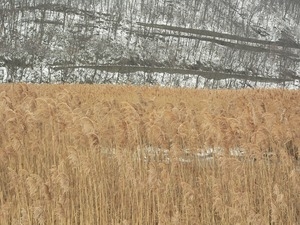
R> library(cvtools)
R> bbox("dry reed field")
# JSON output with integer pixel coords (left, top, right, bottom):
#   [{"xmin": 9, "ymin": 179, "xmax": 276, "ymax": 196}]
[{"xmin": 0, "ymin": 83, "xmax": 299, "ymax": 224}]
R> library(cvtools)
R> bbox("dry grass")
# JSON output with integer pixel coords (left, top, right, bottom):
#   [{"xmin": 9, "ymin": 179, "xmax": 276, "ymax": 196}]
[{"xmin": 0, "ymin": 83, "xmax": 299, "ymax": 224}]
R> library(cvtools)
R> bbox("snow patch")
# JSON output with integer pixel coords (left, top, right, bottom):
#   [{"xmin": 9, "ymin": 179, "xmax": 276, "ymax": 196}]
[{"xmin": 0, "ymin": 67, "xmax": 8, "ymax": 83}]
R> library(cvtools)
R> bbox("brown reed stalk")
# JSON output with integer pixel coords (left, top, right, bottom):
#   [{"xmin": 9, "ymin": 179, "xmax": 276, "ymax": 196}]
[{"xmin": 0, "ymin": 84, "xmax": 299, "ymax": 224}]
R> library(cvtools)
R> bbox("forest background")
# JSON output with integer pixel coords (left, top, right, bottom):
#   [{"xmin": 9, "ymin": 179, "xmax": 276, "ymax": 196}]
[{"xmin": 0, "ymin": 0, "xmax": 300, "ymax": 88}]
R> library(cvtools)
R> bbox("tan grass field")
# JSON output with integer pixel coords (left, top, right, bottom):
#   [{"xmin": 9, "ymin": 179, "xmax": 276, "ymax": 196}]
[{"xmin": 0, "ymin": 84, "xmax": 299, "ymax": 224}]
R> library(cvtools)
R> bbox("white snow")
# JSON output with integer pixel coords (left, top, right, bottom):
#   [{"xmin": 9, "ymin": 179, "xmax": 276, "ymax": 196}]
[{"xmin": 0, "ymin": 67, "xmax": 8, "ymax": 82}]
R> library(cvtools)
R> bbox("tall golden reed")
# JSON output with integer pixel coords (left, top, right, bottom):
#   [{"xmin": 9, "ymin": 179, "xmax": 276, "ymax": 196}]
[{"xmin": 0, "ymin": 84, "xmax": 299, "ymax": 224}]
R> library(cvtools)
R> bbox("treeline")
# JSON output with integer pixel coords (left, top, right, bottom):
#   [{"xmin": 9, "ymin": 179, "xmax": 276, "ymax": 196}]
[{"xmin": 0, "ymin": 0, "xmax": 300, "ymax": 87}]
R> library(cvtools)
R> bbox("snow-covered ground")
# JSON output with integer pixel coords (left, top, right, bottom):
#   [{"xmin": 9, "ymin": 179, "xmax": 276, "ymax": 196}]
[
  {"xmin": 0, "ymin": 0, "xmax": 299, "ymax": 87},
  {"xmin": 0, "ymin": 67, "xmax": 8, "ymax": 82}
]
